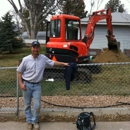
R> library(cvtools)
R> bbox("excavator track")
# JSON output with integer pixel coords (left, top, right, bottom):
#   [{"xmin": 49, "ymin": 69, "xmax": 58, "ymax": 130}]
[
  {"xmin": 44, "ymin": 66, "xmax": 92, "ymax": 83},
  {"xmin": 86, "ymin": 62, "xmax": 102, "ymax": 74},
  {"xmin": 75, "ymin": 67, "xmax": 92, "ymax": 83}
]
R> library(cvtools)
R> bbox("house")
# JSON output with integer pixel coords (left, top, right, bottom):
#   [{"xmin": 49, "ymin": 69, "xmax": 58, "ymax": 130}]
[
  {"xmin": 21, "ymin": 31, "xmax": 46, "ymax": 47},
  {"xmin": 22, "ymin": 31, "xmax": 46, "ymax": 39},
  {"xmin": 81, "ymin": 11, "xmax": 130, "ymax": 56}
]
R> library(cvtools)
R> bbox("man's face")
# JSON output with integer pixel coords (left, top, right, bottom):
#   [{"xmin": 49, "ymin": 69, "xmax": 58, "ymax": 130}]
[{"xmin": 31, "ymin": 45, "xmax": 40, "ymax": 56}]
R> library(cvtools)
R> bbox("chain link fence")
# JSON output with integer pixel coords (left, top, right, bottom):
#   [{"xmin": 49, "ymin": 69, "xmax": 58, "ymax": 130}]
[
  {"xmin": 0, "ymin": 62, "xmax": 130, "ymax": 114},
  {"xmin": 0, "ymin": 67, "xmax": 19, "ymax": 115}
]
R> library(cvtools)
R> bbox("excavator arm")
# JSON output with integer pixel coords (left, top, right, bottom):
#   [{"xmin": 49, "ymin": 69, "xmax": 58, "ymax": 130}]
[{"xmin": 83, "ymin": 8, "xmax": 120, "ymax": 52}]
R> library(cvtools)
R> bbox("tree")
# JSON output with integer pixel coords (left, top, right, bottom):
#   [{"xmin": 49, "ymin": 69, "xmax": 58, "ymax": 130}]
[
  {"xmin": 7, "ymin": 0, "xmax": 62, "ymax": 39},
  {"xmin": 59, "ymin": 0, "xmax": 87, "ymax": 18},
  {"xmin": 11, "ymin": 10, "xmax": 24, "ymax": 33},
  {"xmin": 105, "ymin": 0, "xmax": 126, "ymax": 13},
  {"xmin": 0, "ymin": 12, "xmax": 24, "ymax": 53},
  {"xmin": 88, "ymin": 0, "xmax": 105, "ymax": 15},
  {"xmin": 22, "ymin": 8, "xmax": 45, "ymax": 31}
]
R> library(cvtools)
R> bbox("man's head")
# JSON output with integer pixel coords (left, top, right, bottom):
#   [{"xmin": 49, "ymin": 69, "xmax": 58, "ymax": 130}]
[
  {"xmin": 31, "ymin": 41, "xmax": 40, "ymax": 47},
  {"xmin": 31, "ymin": 41, "xmax": 40, "ymax": 58}
]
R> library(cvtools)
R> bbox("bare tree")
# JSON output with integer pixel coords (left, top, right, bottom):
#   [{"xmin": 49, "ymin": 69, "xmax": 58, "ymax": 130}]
[
  {"xmin": 88, "ymin": 0, "xmax": 104, "ymax": 15},
  {"xmin": 10, "ymin": 10, "xmax": 24, "ymax": 33},
  {"xmin": 96, "ymin": 0, "xmax": 104, "ymax": 10},
  {"xmin": 7, "ymin": 0, "xmax": 61, "ymax": 39},
  {"xmin": 89, "ymin": 0, "xmax": 94, "ymax": 15}
]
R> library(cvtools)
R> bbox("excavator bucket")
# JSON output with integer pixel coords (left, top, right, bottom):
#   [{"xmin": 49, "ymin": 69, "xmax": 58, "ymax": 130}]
[{"xmin": 106, "ymin": 35, "xmax": 120, "ymax": 52}]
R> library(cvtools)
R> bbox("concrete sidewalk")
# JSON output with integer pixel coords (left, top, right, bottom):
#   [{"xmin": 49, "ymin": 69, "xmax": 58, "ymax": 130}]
[
  {"xmin": 0, "ymin": 107, "xmax": 130, "ymax": 130},
  {"xmin": 0, "ymin": 121, "xmax": 130, "ymax": 130}
]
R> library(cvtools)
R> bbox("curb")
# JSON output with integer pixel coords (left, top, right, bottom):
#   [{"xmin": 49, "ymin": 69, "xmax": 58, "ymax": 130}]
[{"xmin": 0, "ymin": 107, "xmax": 130, "ymax": 117}]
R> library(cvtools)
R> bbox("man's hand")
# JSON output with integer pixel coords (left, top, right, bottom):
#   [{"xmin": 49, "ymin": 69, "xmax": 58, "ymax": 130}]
[
  {"xmin": 54, "ymin": 61, "xmax": 69, "ymax": 66},
  {"xmin": 63, "ymin": 63, "xmax": 69, "ymax": 66},
  {"xmin": 20, "ymin": 83, "xmax": 26, "ymax": 91},
  {"xmin": 18, "ymin": 72, "xmax": 26, "ymax": 90}
]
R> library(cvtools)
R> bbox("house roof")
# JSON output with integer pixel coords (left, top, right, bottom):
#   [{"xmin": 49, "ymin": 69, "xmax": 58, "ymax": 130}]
[
  {"xmin": 81, "ymin": 12, "xmax": 130, "ymax": 25},
  {"xmin": 22, "ymin": 31, "xmax": 46, "ymax": 38}
]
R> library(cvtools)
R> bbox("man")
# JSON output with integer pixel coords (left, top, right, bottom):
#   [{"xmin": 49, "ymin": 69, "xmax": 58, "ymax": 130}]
[{"xmin": 17, "ymin": 41, "xmax": 68, "ymax": 130}]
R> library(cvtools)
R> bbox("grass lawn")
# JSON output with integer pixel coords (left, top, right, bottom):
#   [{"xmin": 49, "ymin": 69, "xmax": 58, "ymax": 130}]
[
  {"xmin": 0, "ymin": 47, "xmax": 130, "ymax": 96},
  {"xmin": 0, "ymin": 47, "xmax": 46, "ymax": 67}
]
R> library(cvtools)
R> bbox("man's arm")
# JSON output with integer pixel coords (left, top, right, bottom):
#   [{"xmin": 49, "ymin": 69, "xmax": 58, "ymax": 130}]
[
  {"xmin": 54, "ymin": 61, "xmax": 69, "ymax": 66},
  {"xmin": 18, "ymin": 72, "xmax": 26, "ymax": 90}
]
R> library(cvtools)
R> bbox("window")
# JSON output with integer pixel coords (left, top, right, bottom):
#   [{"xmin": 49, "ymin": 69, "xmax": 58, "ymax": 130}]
[
  {"xmin": 50, "ymin": 19, "xmax": 60, "ymax": 37},
  {"xmin": 65, "ymin": 19, "xmax": 80, "ymax": 40}
]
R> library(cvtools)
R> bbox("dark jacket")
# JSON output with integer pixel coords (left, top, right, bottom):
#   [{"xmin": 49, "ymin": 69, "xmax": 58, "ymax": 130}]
[{"xmin": 64, "ymin": 62, "xmax": 77, "ymax": 90}]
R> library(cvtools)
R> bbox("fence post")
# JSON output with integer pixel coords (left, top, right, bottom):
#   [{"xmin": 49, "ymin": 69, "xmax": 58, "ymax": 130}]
[{"xmin": 16, "ymin": 67, "xmax": 19, "ymax": 116}]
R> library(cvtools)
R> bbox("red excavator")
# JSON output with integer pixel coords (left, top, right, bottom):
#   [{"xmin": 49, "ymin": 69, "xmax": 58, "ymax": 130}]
[{"xmin": 45, "ymin": 8, "xmax": 120, "ymax": 83}]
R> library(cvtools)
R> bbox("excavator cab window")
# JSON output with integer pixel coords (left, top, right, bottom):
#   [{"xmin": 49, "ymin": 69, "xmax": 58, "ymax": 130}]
[
  {"xmin": 65, "ymin": 19, "xmax": 80, "ymax": 40},
  {"xmin": 50, "ymin": 19, "xmax": 60, "ymax": 37},
  {"xmin": 46, "ymin": 21, "xmax": 50, "ymax": 44}
]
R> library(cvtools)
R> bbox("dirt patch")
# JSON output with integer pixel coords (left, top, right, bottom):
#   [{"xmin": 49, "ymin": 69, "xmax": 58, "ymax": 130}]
[
  {"xmin": 1, "ymin": 96, "xmax": 130, "ymax": 109},
  {"xmin": 92, "ymin": 49, "xmax": 130, "ymax": 63},
  {"xmin": 0, "ymin": 96, "xmax": 130, "ymax": 122},
  {"xmin": 0, "ymin": 114, "xmax": 130, "ymax": 122}
]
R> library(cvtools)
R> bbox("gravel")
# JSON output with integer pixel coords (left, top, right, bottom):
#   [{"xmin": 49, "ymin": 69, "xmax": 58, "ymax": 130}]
[
  {"xmin": 0, "ymin": 95, "xmax": 130, "ymax": 122},
  {"xmin": 0, "ymin": 95, "xmax": 130, "ymax": 108}
]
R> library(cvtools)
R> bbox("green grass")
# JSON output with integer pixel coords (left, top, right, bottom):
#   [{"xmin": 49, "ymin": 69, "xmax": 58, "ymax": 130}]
[
  {"xmin": 0, "ymin": 47, "xmax": 130, "ymax": 96},
  {"xmin": 0, "ymin": 47, "xmax": 46, "ymax": 67},
  {"xmin": 41, "ymin": 64, "xmax": 130, "ymax": 96}
]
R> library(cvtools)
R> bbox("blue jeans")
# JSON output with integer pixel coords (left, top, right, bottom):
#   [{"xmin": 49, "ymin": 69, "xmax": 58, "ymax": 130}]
[{"xmin": 23, "ymin": 81, "xmax": 41, "ymax": 124}]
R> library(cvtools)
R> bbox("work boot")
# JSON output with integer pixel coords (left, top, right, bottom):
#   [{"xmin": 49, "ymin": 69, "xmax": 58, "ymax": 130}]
[
  {"xmin": 27, "ymin": 123, "xmax": 33, "ymax": 130},
  {"xmin": 33, "ymin": 123, "xmax": 40, "ymax": 130}
]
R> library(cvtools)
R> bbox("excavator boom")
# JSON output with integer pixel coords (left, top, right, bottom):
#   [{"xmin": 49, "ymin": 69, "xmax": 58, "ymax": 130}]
[{"xmin": 83, "ymin": 8, "xmax": 120, "ymax": 52}]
